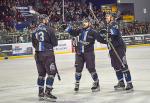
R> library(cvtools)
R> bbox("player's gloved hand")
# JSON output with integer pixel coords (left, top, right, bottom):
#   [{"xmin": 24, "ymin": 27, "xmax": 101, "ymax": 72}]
[
  {"xmin": 99, "ymin": 29, "xmax": 112, "ymax": 42},
  {"xmin": 65, "ymin": 24, "xmax": 73, "ymax": 32},
  {"xmin": 79, "ymin": 40, "xmax": 90, "ymax": 46},
  {"xmin": 61, "ymin": 23, "xmax": 68, "ymax": 30},
  {"xmin": 99, "ymin": 29, "xmax": 107, "ymax": 38}
]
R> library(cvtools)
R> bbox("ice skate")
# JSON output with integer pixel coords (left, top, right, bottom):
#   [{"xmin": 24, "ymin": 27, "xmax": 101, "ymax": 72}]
[
  {"xmin": 91, "ymin": 81, "xmax": 100, "ymax": 92},
  {"xmin": 125, "ymin": 83, "xmax": 134, "ymax": 92},
  {"xmin": 114, "ymin": 81, "xmax": 125, "ymax": 90},
  {"xmin": 45, "ymin": 88, "xmax": 57, "ymax": 102},
  {"xmin": 74, "ymin": 82, "xmax": 79, "ymax": 92},
  {"xmin": 38, "ymin": 87, "xmax": 45, "ymax": 100}
]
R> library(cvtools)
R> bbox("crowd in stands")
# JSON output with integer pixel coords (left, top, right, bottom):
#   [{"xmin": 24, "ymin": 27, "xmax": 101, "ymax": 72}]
[
  {"xmin": 0, "ymin": 0, "xmax": 96, "ymax": 32},
  {"xmin": 0, "ymin": 0, "xmax": 150, "ymax": 44},
  {"xmin": 121, "ymin": 22, "xmax": 150, "ymax": 36}
]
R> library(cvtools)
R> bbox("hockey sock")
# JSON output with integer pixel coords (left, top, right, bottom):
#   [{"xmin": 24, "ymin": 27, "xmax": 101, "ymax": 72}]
[
  {"xmin": 123, "ymin": 69, "xmax": 132, "ymax": 83},
  {"xmin": 75, "ymin": 72, "xmax": 82, "ymax": 82},
  {"xmin": 115, "ymin": 70, "xmax": 124, "ymax": 82},
  {"xmin": 91, "ymin": 72, "xmax": 99, "ymax": 82},
  {"xmin": 46, "ymin": 75, "xmax": 55, "ymax": 89},
  {"xmin": 37, "ymin": 76, "xmax": 45, "ymax": 88}
]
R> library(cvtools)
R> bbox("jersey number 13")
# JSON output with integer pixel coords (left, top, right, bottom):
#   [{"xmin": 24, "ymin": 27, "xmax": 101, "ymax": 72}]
[{"xmin": 35, "ymin": 31, "xmax": 44, "ymax": 42}]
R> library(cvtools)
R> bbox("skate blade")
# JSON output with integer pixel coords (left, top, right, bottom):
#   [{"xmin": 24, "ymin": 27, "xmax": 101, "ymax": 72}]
[
  {"xmin": 114, "ymin": 87, "xmax": 125, "ymax": 91},
  {"xmin": 74, "ymin": 90, "xmax": 79, "ymax": 93},
  {"xmin": 92, "ymin": 88, "xmax": 100, "ymax": 92},
  {"xmin": 38, "ymin": 97, "xmax": 45, "ymax": 101},
  {"xmin": 45, "ymin": 97, "xmax": 57, "ymax": 102},
  {"xmin": 74, "ymin": 88, "xmax": 79, "ymax": 93},
  {"xmin": 126, "ymin": 88, "xmax": 134, "ymax": 93}
]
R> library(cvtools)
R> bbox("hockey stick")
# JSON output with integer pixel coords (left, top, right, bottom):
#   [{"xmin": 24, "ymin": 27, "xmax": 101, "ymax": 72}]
[
  {"xmin": 89, "ymin": 3, "xmax": 126, "ymax": 68},
  {"xmin": 89, "ymin": 3, "xmax": 100, "ymax": 24},
  {"xmin": 89, "ymin": 3, "xmax": 105, "ymax": 28},
  {"xmin": 29, "ymin": 9, "xmax": 40, "ymax": 15},
  {"xmin": 106, "ymin": 27, "xmax": 126, "ymax": 68},
  {"xmin": 55, "ymin": 63, "xmax": 61, "ymax": 81}
]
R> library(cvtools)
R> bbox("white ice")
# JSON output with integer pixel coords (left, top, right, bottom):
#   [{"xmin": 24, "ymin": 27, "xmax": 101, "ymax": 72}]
[{"xmin": 0, "ymin": 46, "xmax": 150, "ymax": 103}]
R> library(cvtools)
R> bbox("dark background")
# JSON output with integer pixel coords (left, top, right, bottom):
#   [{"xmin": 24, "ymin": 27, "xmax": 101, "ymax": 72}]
[{"xmin": 86, "ymin": 0, "xmax": 117, "ymax": 8}]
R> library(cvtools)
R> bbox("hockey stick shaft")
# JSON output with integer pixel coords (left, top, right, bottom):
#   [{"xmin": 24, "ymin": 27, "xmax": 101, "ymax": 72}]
[
  {"xmin": 107, "ymin": 39, "xmax": 126, "ymax": 68},
  {"xmin": 89, "ymin": 3, "xmax": 105, "ymax": 29},
  {"xmin": 55, "ymin": 63, "xmax": 61, "ymax": 81}
]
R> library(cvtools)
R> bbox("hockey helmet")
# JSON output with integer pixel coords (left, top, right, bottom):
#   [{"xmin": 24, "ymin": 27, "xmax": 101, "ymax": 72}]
[{"xmin": 38, "ymin": 14, "xmax": 49, "ymax": 22}]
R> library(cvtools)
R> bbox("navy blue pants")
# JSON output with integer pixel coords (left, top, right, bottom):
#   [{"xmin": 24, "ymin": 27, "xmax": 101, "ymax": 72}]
[
  {"xmin": 109, "ymin": 46, "xmax": 128, "ymax": 71},
  {"xmin": 35, "ymin": 51, "xmax": 57, "ymax": 77},
  {"xmin": 75, "ymin": 51, "xmax": 96, "ymax": 73}
]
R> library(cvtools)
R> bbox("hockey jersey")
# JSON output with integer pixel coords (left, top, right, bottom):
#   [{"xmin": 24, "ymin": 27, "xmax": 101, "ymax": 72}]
[
  {"xmin": 98, "ymin": 21, "xmax": 126, "ymax": 49},
  {"xmin": 32, "ymin": 23, "xmax": 58, "ymax": 52},
  {"xmin": 66, "ymin": 26, "xmax": 98, "ymax": 53}
]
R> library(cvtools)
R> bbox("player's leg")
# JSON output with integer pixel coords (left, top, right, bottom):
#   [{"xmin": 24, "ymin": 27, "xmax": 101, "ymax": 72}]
[
  {"xmin": 119, "ymin": 47, "xmax": 133, "ymax": 91},
  {"xmin": 109, "ymin": 50, "xmax": 125, "ymax": 90},
  {"xmin": 44, "ymin": 53, "xmax": 57, "ymax": 101},
  {"xmin": 85, "ymin": 52, "xmax": 100, "ymax": 92},
  {"xmin": 35, "ymin": 53, "xmax": 46, "ymax": 99},
  {"xmin": 74, "ymin": 53, "xmax": 84, "ymax": 92}
]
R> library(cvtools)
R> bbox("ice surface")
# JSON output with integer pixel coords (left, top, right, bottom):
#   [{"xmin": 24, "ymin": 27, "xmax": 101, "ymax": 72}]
[{"xmin": 0, "ymin": 47, "xmax": 150, "ymax": 103}]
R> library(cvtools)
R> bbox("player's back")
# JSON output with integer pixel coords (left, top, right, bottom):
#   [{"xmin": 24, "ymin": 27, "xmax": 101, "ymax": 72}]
[{"xmin": 32, "ymin": 23, "xmax": 58, "ymax": 52}]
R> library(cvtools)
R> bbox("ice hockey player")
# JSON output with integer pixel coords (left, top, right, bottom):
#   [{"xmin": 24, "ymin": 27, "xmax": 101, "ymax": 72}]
[
  {"xmin": 65, "ymin": 18, "xmax": 100, "ymax": 92},
  {"xmin": 97, "ymin": 13, "xmax": 133, "ymax": 91},
  {"xmin": 32, "ymin": 14, "xmax": 58, "ymax": 101}
]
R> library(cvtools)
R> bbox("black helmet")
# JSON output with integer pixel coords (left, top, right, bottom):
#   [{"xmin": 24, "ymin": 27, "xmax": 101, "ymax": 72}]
[
  {"xmin": 99, "ymin": 29, "xmax": 107, "ymax": 35},
  {"xmin": 38, "ymin": 14, "xmax": 49, "ymax": 22}
]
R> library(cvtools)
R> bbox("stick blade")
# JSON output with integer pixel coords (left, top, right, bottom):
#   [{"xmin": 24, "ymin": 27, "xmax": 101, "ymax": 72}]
[
  {"xmin": 29, "ymin": 9, "xmax": 36, "ymax": 14},
  {"xmin": 89, "ymin": 2, "xmax": 93, "ymax": 10}
]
